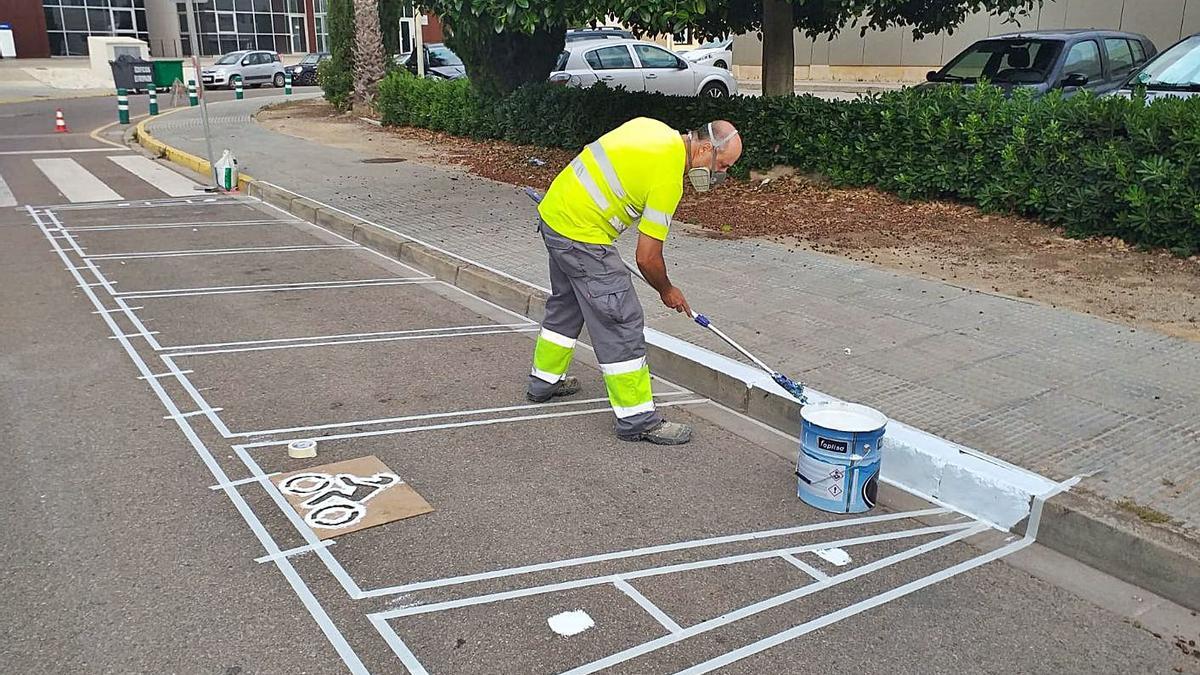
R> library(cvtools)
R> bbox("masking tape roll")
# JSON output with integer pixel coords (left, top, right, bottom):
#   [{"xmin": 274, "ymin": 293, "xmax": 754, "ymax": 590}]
[{"xmin": 287, "ymin": 439, "xmax": 317, "ymax": 459}]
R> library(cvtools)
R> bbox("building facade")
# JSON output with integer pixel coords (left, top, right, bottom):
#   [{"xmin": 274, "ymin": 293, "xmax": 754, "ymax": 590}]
[{"xmin": 733, "ymin": 0, "xmax": 1200, "ymax": 82}]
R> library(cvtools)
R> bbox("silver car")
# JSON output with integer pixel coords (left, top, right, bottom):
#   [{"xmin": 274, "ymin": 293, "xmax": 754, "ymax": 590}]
[
  {"xmin": 1116, "ymin": 32, "xmax": 1200, "ymax": 101},
  {"xmin": 549, "ymin": 39, "xmax": 738, "ymax": 98},
  {"xmin": 201, "ymin": 50, "xmax": 287, "ymax": 89}
]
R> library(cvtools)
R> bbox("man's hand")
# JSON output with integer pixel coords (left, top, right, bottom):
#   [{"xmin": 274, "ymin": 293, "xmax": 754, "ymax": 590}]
[{"xmin": 660, "ymin": 286, "xmax": 692, "ymax": 317}]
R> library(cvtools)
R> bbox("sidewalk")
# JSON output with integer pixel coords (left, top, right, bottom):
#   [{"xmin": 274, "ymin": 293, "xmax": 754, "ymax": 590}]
[{"xmin": 145, "ymin": 96, "xmax": 1200, "ymax": 535}]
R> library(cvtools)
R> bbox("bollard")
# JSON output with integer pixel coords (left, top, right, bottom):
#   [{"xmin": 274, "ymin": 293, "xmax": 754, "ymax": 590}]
[
  {"xmin": 148, "ymin": 88, "xmax": 159, "ymax": 116},
  {"xmin": 187, "ymin": 79, "xmax": 198, "ymax": 106},
  {"xmin": 235, "ymin": 78, "xmax": 244, "ymax": 100},
  {"xmin": 117, "ymin": 89, "xmax": 129, "ymax": 125},
  {"xmin": 284, "ymin": 71, "xmax": 292, "ymax": 95}
]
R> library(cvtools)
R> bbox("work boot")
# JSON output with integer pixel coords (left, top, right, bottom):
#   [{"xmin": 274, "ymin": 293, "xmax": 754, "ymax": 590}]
[
  {"xmin": 526, "ymin": 376, "xmax": 581, "ymax": 403},
  {"xmin": 618, "ymin": 420, "xmax": 692, "ymax": 445}
]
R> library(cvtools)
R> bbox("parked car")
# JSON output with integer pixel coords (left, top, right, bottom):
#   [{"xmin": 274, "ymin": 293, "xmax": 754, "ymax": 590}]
[
  {"xmin": 290, "ymin": 52, "xmax": 330, "ymax": 86},
  {"xmin": 680, "ymin": 37, "xmax": 733, "ymax": 70},
  {"xmin": 566, "ymin": 27, "xmax": 634, "ymax": 42},
  {"xmin": 399, "ymin": 43, "xmax": 466, "ymax": 80},
  {"xmin": 549, "ymin": 39, "xmax": 738, "ymax": 98},
  {"xmin": 922, "ymin": 30, "xmax": 1156, "ymax": 98},
  {"xmin": 201, "ymin": 50, "xmax": 287, "ymax": 89},
  {"xmin": 1115, "ymin": 32, "xmax": 1200, "ymax": 101}
]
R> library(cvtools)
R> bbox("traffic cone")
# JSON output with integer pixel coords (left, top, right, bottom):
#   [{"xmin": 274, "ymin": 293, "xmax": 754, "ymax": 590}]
[{"xmin": 54, "ymin": 108, "xmax": 69, "ymax": 133}]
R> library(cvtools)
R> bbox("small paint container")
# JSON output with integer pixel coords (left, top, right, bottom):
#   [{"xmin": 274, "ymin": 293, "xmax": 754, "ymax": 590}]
[
  {"xmin": 796, "ymin": 402, "xmax": 887, "ymax": 513},
  {"xmin": 287, "ymin": 439, "xmax": 317, "ymax": 459}
]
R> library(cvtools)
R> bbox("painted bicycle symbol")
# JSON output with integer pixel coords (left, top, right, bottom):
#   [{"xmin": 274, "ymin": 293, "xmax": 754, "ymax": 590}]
[{"xmin": 278, "ymin": 471, "xmax": 402, "ymax": 529}]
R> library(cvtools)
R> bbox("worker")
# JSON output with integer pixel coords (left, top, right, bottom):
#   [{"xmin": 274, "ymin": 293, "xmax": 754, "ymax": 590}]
[{"xmin": 526, "ymin": 118, "xmax": 743, "ymax": 445}]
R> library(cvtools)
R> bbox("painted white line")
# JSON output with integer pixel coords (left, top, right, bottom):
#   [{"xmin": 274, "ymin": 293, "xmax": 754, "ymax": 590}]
[
  {"xmin": 614, "ymin": 578, "xmax": 682, "ymax": 634},
  {"xmin": 27, "ymin": 205, "xmax": 369, "ymax": 675},
  {"xmin": 369, "ymin": 614, "xmax": 430, "ymax": 675},
  {"xmin": 558, "ymin": 523, "xmax": 991, "ymax": 675},
  {"xmin": 159, "ymin": 355, "xmax": 234, "ymax": 438},
  {"xmin": 164, "ymin": 408, "xmax": 224, "ymax": 420},
  {"xmin": 92, "ymin": 306, "xmax": 143, "ymax": 314},
  {"xmin": 0, "ymin": 173, "xmax": 15, "ymax": 207},
  {"xmin": 162, "ymin": 322, "xmax": 533, "ymax": 352},
  {"xmin": 358, "ymin": 507, "xmax": 948, "ymax": 599},
  {"xmin": 0, "ymin": 148, "xmax": 131, "ymax": 156},
  {"xmin": 33, "ymin": 158, "xmax": 123, "ymax": 203},
  {"xmin": 62, "ymin": 219, "xmax": 301, "ymax": 232},
  {"xmin": 255, "ymin": 540, "xmax": 336, "ymax": 564},
  {"xmin": 46, "ymin": 212, "xmax": 122, "ymax": 297},
  {"xmin": 208, "ymin": 472, "xmax": 280, "ymax": 490},
  {"xmin": 374, "ymin": 522, "xmax": 977, "ymax": 615},
  {"xmin": 77, "ymin": 281, "xmax": 110, "ymax": 288},
  {"xmin": 112, "ymin": 296, "xmax": 164, "ymax": 351},
  {"xmin": 778, "ymin": 553, "xmax": 828, "ymax": 581},
  {"xmin": 39, "ymin": 195, "xmax": 240, "ymax": 210},
  {"xmin": 233, "ymin": 392, "xmax": 691, "ymax": 439},
  {"xmin": 138, "ymin": 369, "xmax": 193, "ymax": 380},
  {"xmin": 107, "ymin": 331, "xmax": 160, "ymax": 340},
  {"xmin": 674, "ymin": 535, "xmax": 1032, "ymax": 675},
  {"xmin": 85, "ymin": 244, "xmax": 359, "ymax": 260},
  {"xmin": 167, "ymin": 325, "xmax": 540, "ymax": 357},
  {"xmin": 108, "ymin": 154, "xmax": 202, "ymax": 197},
  {"xmin": 243, "ymin": 398, "xmax": 711, "ymax": 450},
  {"xmin": 117, "ymin": 277, "xmax": 432, "ymax": 299}
]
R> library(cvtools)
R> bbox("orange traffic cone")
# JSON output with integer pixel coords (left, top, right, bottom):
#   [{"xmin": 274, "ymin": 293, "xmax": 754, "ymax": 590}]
[{"xmin": 55, "ymin": 108, "xmax": 69, "ymax": 133}]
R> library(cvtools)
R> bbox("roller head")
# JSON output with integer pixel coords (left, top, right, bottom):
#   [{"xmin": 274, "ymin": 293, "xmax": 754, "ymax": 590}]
[
  {"xmin": 772, "ymin": 372, "xmax": 808, "ymax": 404},
  {"xmin": 694, "ymin": 313, "xmax": 710, "ymax": 328}
]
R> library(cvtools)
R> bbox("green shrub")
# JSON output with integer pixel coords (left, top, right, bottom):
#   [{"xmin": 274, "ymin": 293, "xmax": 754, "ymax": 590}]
[
  {"xmin": 317, "ymin": 56, "xmax": 353, "ymax": 110},
  {"xmin": 374, "ymin": 78, "xmax": 1200, "ymax": 254}
]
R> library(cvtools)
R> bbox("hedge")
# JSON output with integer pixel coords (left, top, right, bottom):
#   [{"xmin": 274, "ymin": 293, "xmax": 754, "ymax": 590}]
[{"xmin": 374, "ymin": 72, "xmax": 1200, "ymax": 255}]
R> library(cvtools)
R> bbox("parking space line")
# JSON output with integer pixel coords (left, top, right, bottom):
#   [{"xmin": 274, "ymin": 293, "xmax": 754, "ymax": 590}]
[
  {"xmin": 255, "ymin": 540, "xmax": 336, "ymax": 564},
  {"xmin": 35, "ymin": 195, "xmax": 240, "ymax": 211},
  {"xmin": 614, "ymin": 578, "xmax": 683, "ymax": 634},
  {"xmin": 138, "ymin": 369, "xmax": 193, "ymax": 380},
  {"xmin": 33, "ymin": 158, "xmax": 124, "ymax": 203},
  {"xmin": 161, "ymin": 322, "xmax": 531, "ymax": 353},
  {"xmin": 208, "ymin": 472, "xmax": 280, "ymax": 491},
  {"xmin": 61, "ymin": 219, "xmax": 302, "ymax": 232},
  {"xmin": 166, "ymin": 325, "xmax": 540, "ymax": 358},
  {"xmin": 778, "ymin": 553, "xmax": 829, "ymax": 581},
  {"xmin": 164, "ymin": 408, "xmax": 224, "ymax": 420},
  {"xmin": 91, "ymin": 305, "xmax": 143, "ymax": 314},
  {"xmin": 369, "ymin": 614, "xmax": 431, "ymax": 675},
  {"xmin": 84, "ymin": 244, "xmax": 359, "ymax": 260},
  {"xmin": 46, "ymin": 211, "xmax": 120, "ymax": 297},
  {"xmin": 231, "ymin": 391, "xmax": 693, "ymax": 439},
  {"xmin": 0, "ymin": 173, "xmax": 15, "ymax": 207},
  {"xmin": 108, "ymin": 154, "xmax": 203, "ymax": 197},
  {"xmin": 117, "ymin": 277, "xmax": 433, "ymax": 299},
  {"xmin": 160, "ymin": 355, "xmax": 234, "ymax": 437}
]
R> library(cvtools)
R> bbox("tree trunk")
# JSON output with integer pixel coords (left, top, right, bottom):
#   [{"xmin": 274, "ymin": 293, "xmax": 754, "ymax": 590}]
[
  {"xmin": 446, "ymin": 23, "xmax": 566, "ymax": 98},
  {"xmin": 352, "ymin": 0, "xmax": 385, "ymax": 105},
  {"xmin": 761, "ymin": 0, "xmax": 794, "ymax": 97}
]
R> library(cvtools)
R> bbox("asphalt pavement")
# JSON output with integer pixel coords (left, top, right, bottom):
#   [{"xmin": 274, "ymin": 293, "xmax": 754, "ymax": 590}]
[{"xmin": 1, "ymin": 94, "xmax": 1198, "ymax": 673}]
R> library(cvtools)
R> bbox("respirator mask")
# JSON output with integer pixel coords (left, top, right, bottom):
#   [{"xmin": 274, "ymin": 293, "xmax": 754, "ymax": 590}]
[{"xmin": 687, "ymin": 123, "xmax": 739, "ymax": 193}]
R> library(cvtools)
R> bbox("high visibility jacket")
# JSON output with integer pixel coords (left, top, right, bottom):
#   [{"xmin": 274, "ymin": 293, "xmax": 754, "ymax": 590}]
[{"xmin": 538, "ymin": 117, "xmax": 685, "ymax": 245}]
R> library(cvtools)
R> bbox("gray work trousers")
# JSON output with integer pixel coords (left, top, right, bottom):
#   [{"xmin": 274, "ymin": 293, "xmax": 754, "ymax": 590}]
[{"xmin": 527, "ymin": 222, "xmax": 662, "ymax": 436}]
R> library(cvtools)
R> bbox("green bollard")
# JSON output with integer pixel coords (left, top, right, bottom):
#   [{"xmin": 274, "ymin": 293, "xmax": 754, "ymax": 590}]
[
  {"xmin": 284, "ymin": 71, "xmax": 292, "ymax": 95},
  {"xmin": 148, "ymin": 88, "xmax": 159, "ymax": 116},
  {"xmin": 235, "ymin": 78, "xmax": 244, "ymax": 100},
  {"xmin": 117, "ymin": 88, "xmax": 129, "ymax": 125},
  {"xmin": 187, "ymin": 79, "xmax": 198, "ymax": 106}
]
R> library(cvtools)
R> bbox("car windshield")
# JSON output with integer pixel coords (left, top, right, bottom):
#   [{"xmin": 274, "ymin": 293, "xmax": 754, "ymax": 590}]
[
  {"xmin": 427, "ymin": 46, "xmax": 462, "ymax": 67},
  {"xmin": 939, "ymin": 39, "xmax": 1062, "ymax": 83},
  {"xmin": 215, "ymin": 52, "xmax": 244, "ymax": 65},
  {"xmin": 300, "ymin": 53, "xmax": 320, "ymax": 65},
  {"xmin": 1130, "ymin": 35, "xmax": 1200, "ymax": 89}
]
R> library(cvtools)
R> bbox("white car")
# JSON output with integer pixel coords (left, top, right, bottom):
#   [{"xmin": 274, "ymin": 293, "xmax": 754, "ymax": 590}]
[
  {"xmin": 201, "ymin": 50, "xmax": 286, "ymax": 89},
  {"xmin": 549, "ymin": 39, "xmax": 738, "ymax": 98},
  {"xmin": 681, "ymin": 38, "xmax": 734, "ymax": 71},
  {"xmin": 1114, "ymin": 32, "xmax": 1200, "ymax": 101}
]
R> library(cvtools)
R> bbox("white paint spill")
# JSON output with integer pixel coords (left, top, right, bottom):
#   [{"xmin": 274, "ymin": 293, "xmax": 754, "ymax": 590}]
[
  {"xmin": 814, "ymin": 548, "xmax": 852, "ymax": 566},
  {"xmin": 548, "ymin": 610, "xmax": 594, "ymax": 637}
]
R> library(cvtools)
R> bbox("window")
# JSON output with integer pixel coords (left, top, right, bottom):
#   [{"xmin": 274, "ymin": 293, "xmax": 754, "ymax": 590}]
[
  {"xmin": 1134, "ymin": 35, "xmax": 1200, "ymax": 87},
  {"xmin": 1130, "ymin": 40, "xmax": 1146, "ymax": 64},
  {"xmin": 555, "ymin": 50, "xmax": 569, "ymax": 71},
  {"xmin": 87, "ymin": 8, "xmax": 112, "ymax": 31},
  {"xmin": 1105, "ymin": 38, "xmax": 1135, "ymax": 77},
  {"xmin": 585, "ymin": 45, "xmax": 634, "ymax": 70},
  {"xmin": 1064, "ymin": 40, "xmax": 1103, "ymax": 81},
  {"xmin": 940, "ymin": 39, "xmax": 1062, "ymax": 83},
  {"xmin": 217, "ymin": 11, "xmax": 235, "ymax": 32},
  {"xmin": 635, "ymin": 44, "xmax": 680, "ymax": 69}
]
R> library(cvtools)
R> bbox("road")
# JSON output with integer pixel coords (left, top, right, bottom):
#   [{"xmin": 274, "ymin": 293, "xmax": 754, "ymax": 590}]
[{"xmin": 1, "ymin": 93, "xmax": 1197, "ymax": 674}]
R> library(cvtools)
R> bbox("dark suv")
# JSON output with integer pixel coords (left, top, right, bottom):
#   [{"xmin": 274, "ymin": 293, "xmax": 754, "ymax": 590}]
[{"xmin": 923, "ymin": 30, "xmax": 1157, "ymax": 98}]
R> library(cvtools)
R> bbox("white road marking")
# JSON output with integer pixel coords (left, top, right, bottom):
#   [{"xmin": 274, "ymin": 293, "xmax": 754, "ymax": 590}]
[
  {"xmin": 166, "ymin": 325, "xmax": 540, "ymax": 358},
  {"xmin": 208, "ymin": 472, "xmax": 281, "ymax": 491},
  {"xmin": 85, "ymin": 244, "xmax": 358, "ymax": 260},
  {"xmin": 0, "ymin": 148, "xmax": 132, "ymax": 155},
  {"xmin": 117, "ymin": 277, "xmax": 432, "ymax": 299},
  {"xmin": 33, "ymin": 158, "xmax": 122, "ymax": 203},
  {"xmin": 778, "ymin": 553, "xmax": 829, "ymax": 581},
  {"xmin": 0, "ymin": 172, "xmax": 15, "ymax": 207},
  {"xmin": 255, "ymin": 540, "xmax": 336, "ymax": 564},
  {"xmin": 108, "ymin": 155, "xmax": 202, "ymax": 197},
  {"xmin": 614, "ymin": 579, "xmax": 682, "ymax": 634}
]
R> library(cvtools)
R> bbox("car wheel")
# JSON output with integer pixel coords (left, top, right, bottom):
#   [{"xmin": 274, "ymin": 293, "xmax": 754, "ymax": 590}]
[
  {"xmin": 273, "ymin": 72, "xmax": 286, "ymax": 88},
  {"xmin": 700, "ymin": 81, "xmax": 728, "ymax": 99},
  {"xmin": 714, "ymin": 60, "xmax": 728, "ymax": 70}
]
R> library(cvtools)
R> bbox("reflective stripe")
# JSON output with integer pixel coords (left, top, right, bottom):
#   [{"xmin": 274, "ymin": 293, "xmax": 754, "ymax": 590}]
[
  {"xmin": 530, "ymin": 366, "xmax": 565, "ymax": 384},
  {"xmin": 599, "ymin": 356, "xmax": 646, "ymax": 376},
  {"xmin": 571, "ymin": 158, "xmax": 609, "ymax": 211},
  {"xmin": 612, "ymin": 400, "xmax": 656, "ymax": 418},
  {"xmin": 587, "ymin": 142, "xmax": 626, "ymax": 199},
  {"xmin": 610, "ymin": 217, "xmax": 628, "ymax": 233},
  {"xmin": 642, "ymin": 206, "xmax": 670, "ymax": 227},
  {"xmin": 539, "ymin": 328, "xmax": 577, "ymax": 349},
  {"xmin": 625, "ymin": 204, "xmax": 641, "ymax": 219}
]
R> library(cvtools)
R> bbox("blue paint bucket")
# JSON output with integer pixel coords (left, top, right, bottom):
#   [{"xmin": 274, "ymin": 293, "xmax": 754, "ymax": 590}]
[{"xmin": 796, "ymin": 402, "xmax": 888, "ymax": 513}]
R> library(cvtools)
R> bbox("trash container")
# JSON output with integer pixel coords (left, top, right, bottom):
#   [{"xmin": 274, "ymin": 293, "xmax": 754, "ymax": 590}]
[
  {"xmin": 152, "ymin": 59, "xmax": 185, "ymax": 91},
  {"xmin": 110, "ymin": 54, "xmax": 155, "ymax": 93}
]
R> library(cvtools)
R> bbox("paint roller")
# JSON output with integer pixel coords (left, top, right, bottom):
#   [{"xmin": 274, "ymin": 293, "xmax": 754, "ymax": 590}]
[{"xmin": 522, "ymin": 187, "xmax": 808, "ymax": 404}]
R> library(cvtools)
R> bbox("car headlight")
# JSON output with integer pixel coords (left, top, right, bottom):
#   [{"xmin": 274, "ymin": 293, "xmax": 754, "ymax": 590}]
[{"xmin": 294, "ymin": 66, "xmax": 303, "ymax": 74}]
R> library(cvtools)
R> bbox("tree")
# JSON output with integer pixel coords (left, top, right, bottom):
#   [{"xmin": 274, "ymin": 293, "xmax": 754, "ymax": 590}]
[{"xmin": 353, "ymin": 0, "xmax": 387, "ymax": 105}]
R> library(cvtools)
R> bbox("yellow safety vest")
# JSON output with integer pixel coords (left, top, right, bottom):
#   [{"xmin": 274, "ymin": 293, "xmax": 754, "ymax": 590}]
[{"xmin": 538, "ymin": 117, "xmax": 685, "ymax": 245}]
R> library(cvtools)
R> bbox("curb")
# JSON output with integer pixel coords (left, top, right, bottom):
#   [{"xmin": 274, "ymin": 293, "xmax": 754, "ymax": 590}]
[
  {"xmin": 133, "ymin": 109, "xmax": 255, "ymax": 192},
  {"xmin": 143, "ymin": 134, "xmax": 1200, "ymax": 612}
]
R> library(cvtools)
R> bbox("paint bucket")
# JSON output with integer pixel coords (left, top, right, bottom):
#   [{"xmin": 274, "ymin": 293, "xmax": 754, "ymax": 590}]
[{"xmin": 796, "ymin": 401, "xmax": 887, "ymax": 513}]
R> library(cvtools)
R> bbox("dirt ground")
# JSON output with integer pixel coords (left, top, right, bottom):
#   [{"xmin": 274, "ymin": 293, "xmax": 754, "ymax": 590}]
[{"xmin": 258, "ymin": 99, "xmax": 1200, "ymax": 342}]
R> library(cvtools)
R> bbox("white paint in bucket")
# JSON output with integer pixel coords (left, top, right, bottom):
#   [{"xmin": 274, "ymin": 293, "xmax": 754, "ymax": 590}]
[
  {"xmin": 800, "ymin": 402, "xmax": 888, "ymax": 434},
  {"xmin": 814, "ymin": 548, "xmax": 852, "ymax": 566},
  {"xmin": 548, "ymin": 610, "xmax": 594, "ymax": 637}
]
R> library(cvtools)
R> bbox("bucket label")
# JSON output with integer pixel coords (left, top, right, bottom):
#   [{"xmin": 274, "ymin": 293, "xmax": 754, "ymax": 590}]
[{"xmin": 817, "ymin": 436, "xmax": 849, "ymax": 454}]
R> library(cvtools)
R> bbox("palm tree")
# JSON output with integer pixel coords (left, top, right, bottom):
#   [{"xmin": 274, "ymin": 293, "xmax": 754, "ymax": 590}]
[{"xmin": 352, "ymin": 0, "xmax": 386, "ymax": 105}]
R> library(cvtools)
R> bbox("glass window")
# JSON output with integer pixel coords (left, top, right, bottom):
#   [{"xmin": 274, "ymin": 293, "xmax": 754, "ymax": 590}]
[
  {"xmin": 1064, "ymin": 40, "xmax": 1103, "ymax": 81},
  {"xmin": 634, "ymin": 44, "xmax": 681, "ymax": 69},
  {"xmin": 48, "ymin": 32, "xmax": 66, "ymax": 55},
  {"xmin": 254, "ymin": 12, "xmax": 272, "ymax": 33},
  {"xmin": 586, "ymin": 45, "xmax": 634, "ymax": 70},
  {"xmin": 199, "ymin": 11, "xmax": 216, "ymax": 32},
  {"xmin": 216, "ymin": 12, "xmax": 234, "ymax": 32},
  {"xmin": 87, "ymin": 8, "xmax": 112, "ymax": 31},
  {"xmin": 427, "ymin": 45, "xmax": 461, "ymax": 66},
  {"xmin": 111, "ymin": 0, "xmax": 133, "ymax": 7},
  {"xmin": 1132, "ymin": 35, "xmax": 1200, "ymax": 88},
  {"xmin": 65, "ymin": 31, "xmax": 88, "ymax": 54},
  {"xmin": 313, "ymin": 0, "xmax": 325, "ymax": 12},
  {"xmin": 1130, "ymin": 40, "xmax": 1146, "ymax": 63},
  {"xmin": 44, "ymin": 7, "xmax": 63, "ymax": 31},
  {"xmin": 274, "ymin": 35, "xmax": 290, "ymax": 53},
  {"xmin": 1105, "ymin": 38, "xmax": 1135, "ymax": 76},
  {"xmin": 236, "ymin": 12, "xmax": 254, "ymax": 33},
  {"xmin": 273, "ymin": 14, "xmax": 286, "ymax": 32},
  {"xmin": 113, "ymin": 10, "xmax": 135, "ymax": 31},
  {"xmin": 940, "ymin": 39, "xmax": 1062, "ymax": 83},
  {"xmin": 256, "ymin": 35, "xmax": 274, "ymax": 50},
  {"xmin": 62, "ymin": 7, "xmax": 88, "ymax": 31},
  {"xmin": 62, "ymin": 0, "xmax": 86, "ymax": 6},
  {"xmin": 136, "ymin": 10, "xmax": 147, "ymax": 31},
  {"xmin": 85, "ymin": 0, "xmax": 106, "ymax": 7},
  {"xmin": 272, "ymin": 0, "xmax": 286, "ymax": 12},
  {"xmin": 253, "ymin": 0, "xmax": 270, "ymax": 11},
  {"xmin": 288, "ymin": 0, "xmax": 302, "ymax": 12}
]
